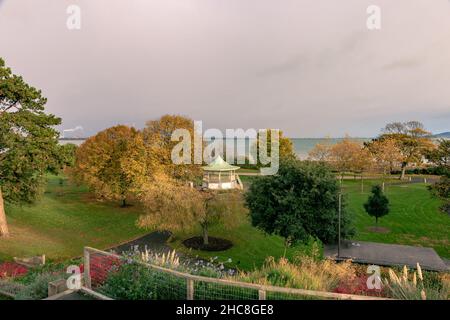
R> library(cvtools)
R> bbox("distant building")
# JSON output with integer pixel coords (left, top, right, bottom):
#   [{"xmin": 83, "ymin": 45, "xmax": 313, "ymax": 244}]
[
  {"xmin": 61, "ymin": 126, "xmax": 84, "ymax": 139},
  {"xmin": 202, "ymin": 156, "xmax": 243, "ymax": 190}
]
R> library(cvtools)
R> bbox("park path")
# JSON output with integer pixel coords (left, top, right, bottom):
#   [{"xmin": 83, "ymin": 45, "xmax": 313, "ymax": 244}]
[
  {"xmin": 110, "ymin": 231, "xmax": 173, "ymax": 255},
  {"xmin": 107, "ymin": 231, "xmax": 230, "ymax": 271},
  {"xmin": 325, "ymin": 240, "xmax": 449, "ymax": 272}
]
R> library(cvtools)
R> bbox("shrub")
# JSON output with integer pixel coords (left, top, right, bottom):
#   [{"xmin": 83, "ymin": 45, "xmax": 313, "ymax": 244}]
[
  {"xmin": 293, "ymin": 236, "xmax": 323, "ymax": 261},
  {"xmin": 99, "ymin": 263, "xmax": 186, "ymax": 300},
  {"xmin": 88, "ymin": 254, "xmax": 122, "ymax": 287},
  {"xmin": 15, "ymin": 259, "xmax": 80, "ymax": 285},
  {"xmin": 428, "ymin": 175, "xmax": 450, "ymax": 214},
  {"xmin": 333, "ymin": 274, "xmax": 384, "ymax": 297},
  {"xmin": 429, "ymin": 176, "xmax": 450, "ymax": 199},
  {"xmin": 233, "ymin": 256, "xmax": 356, "ymax": 292},
  {"xmin": 383, "ymin": 264, "xmax": 450, "ymax": 300},
  {"xmin": 14, "ymin": 273, "xmax": 61, "ymax": 300},
  {"xmin": 245, "ymin": 160, "xmax": 355, "ymax": 244},
  {"xmin": 0, "ymin": 263, "xmax": 28, "ymax": 279},
  {"xmin": 390, "ymin": 167, "xmax": 446, "ymax": 176}
]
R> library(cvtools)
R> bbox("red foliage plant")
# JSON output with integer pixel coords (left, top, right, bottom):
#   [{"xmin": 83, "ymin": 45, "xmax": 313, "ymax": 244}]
[
  {"xmin": 82, "ymin": 254, "xmax": 123, "ymax": 287},
  {"xmin": 0, "ymin": 262, "xmax": 28, "ymax": 279},
  {"xmin": 333, "ymin": 275, "xmax": 385, "ymax": 297}
]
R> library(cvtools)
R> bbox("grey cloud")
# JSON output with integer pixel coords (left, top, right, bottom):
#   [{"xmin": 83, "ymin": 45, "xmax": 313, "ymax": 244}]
[
  {"xmin": 255, "ymin": 54, "xmax": 306, "ymax": 78},
  {"xmin": 382, "ymin": 58, "xmax": 422, "ymax": 70}
]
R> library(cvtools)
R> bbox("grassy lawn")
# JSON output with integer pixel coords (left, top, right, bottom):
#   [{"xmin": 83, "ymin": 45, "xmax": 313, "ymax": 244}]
[
  {"xmin": 237, "ymin": 168, "xmax": 260, "ymax": 174},
  {"xmin": 0, "ymin": 175, "xmax": 295, "ymax": 270},
  {"xmin": 0, "ymin": 175, "xmax": 148, "ymax": 261},
  {"xmin": 1, "ymin": 174, "xmax": 448, "ymax": 270},
  {"xmin": 343, "ymin": 179, "xmax": 449, "ymax": 259},
  {"xmin": 239, "ymin": 176, "xmax": 449, "ymax": 259}
]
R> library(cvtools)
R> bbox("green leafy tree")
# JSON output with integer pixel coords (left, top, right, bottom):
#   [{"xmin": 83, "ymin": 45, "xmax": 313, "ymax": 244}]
[
  {"xmin": 426, "ymin": 139, "xmax": 450, "ymax": 176},
  {"xmin": 426, "ymin": 139, "xmax": 450, "ymax": 213},
  {"xmin": 48, "ymin": 143, "xmax": 77, "ymax": 174},
  {"xmin": 364, "ymin": 185, "xmax": 389, "ymax": 225},
  {"xmin": 0, "ymin": 58, "xmax": 61, "ymax": 237},
  {"xmin": 245, "ymin": 160, "xmax": 355, "ymax": 244}
]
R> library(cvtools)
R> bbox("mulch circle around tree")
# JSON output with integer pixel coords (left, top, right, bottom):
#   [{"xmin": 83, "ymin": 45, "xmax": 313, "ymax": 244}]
[
  {"xmin": 367, "ymin": 226, "xmax": 391, "ymax": 234},
  {"xmin": 183, "ymin": 236, "xmax": 233, "ymax": 251}
]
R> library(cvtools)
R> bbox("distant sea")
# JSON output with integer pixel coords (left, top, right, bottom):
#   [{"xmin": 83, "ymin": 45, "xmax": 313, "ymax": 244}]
[
  {"xmin": 290, "ymin": 138, "xmax": 370, "ymax": 159},
  {"xmin": 59, "ymin": 137, "xmax": 371, "ymax": 160}
]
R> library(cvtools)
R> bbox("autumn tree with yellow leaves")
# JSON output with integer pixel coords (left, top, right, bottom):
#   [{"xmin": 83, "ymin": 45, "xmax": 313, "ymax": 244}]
[
  {"xmin": 379, "ymin": 121, "xmax": 435, "ymax": 179},
  {"xmin": 328, "ymin": 137, "xmax": 367, "ymax": 180},
  {"xmin": 71, "ymin": 125, "xmax": 147, "ymax": 207},
  {"xmin": 308, "ymin": 141, "xmax": 332, "ymax": 162},
  {"xmin": 143, "ymin": 114, "xmax": 202, "ymax": 182},
  {"xmin": 365, "ymin": 137, "xmax": 402, "ymax": 177},
  {"xmin": 308, "ymin": 137, "xmax": 373, "ymax": 190},
  {"xmin": 138, "ymin": 173, "xmax": 242, "ymax": 246}
]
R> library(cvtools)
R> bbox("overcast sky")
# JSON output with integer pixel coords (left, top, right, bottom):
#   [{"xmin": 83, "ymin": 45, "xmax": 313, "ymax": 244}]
[{"xmin": 1, "ymin": 0, "xmax": 449, "ymax": 137}]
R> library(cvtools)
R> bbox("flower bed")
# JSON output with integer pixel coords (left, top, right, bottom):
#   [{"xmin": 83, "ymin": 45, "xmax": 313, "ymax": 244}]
[
  {"xmin": 333, "ymin": 275, "xmax": 384, "ymax": 297},
  {"xmin": 87, "ymin": 254, "xmax": 122, "ymax": 287},
  {"xmin": 0, "ymin": 262, "xmax": 28, "ymax": 279}
]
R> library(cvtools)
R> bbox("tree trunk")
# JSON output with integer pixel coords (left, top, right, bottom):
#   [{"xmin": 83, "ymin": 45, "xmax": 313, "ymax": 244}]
[
  {"xmin": 202, "ymin": 226, "xmax": 209, "ymax": 246},
  {"xmin": 0, "ymin": 188, "xmax": 9, "ymax": 237},
  {"xmin": 360, "ymin": 175, "xmax": 364, "ymax": 193},
  {"xmin": 400, "ymin": 164, "xmax": 406, "ymax": 180},
  {"xmin": 121, "ymin": 198, "xmax": 127, "ymax": 207}
]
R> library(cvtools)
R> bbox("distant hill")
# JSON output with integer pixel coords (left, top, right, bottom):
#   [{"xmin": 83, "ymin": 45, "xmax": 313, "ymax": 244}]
[{"xmin": 432, "ymin": 132, "xmax": 450, "ymax": 138}]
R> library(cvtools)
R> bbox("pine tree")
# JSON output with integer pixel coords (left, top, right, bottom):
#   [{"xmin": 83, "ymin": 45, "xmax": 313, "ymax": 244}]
[
  {"xmin": 1, "ymin": 58, "xmax": 62, "ymax": 237},
  {"xmin": 364, "ymin": 185, "xmax": 389, "ymax": 225}
]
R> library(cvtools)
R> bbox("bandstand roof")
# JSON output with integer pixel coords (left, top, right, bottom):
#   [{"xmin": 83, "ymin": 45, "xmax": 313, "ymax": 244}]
[{"xmin": 202, "ymin": 156, "xmax": 240, "ymax": 172}]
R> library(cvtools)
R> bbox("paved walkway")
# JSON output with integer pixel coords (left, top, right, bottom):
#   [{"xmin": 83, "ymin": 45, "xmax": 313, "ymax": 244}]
[
  {"xmin": 108, "ymin": 231, "xmax": 218, "ymax": 269},
  {"xmin": 111, "ymin": 231, "xmax": 173, "ymax": 255},
  {"xmin": 444, "ymin": 259, "xmax": 450, "ymax": 269},
  {"xmin": 325, "ymin": 240, "xmax": 448, "ymax": 271}
]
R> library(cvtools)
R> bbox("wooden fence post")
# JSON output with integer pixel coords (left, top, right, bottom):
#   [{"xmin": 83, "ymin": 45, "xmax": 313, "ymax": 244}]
[
  {"xmin": 84, "ymin": 247, "xmax": 92, "ymax": 289},
  {"xmin": 258, "ymin": 290, "xmax": 266, "ymax": 300},
  {"xmin": 187, "ymin": 278, "xmax": 194, "ymax": 300}
]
